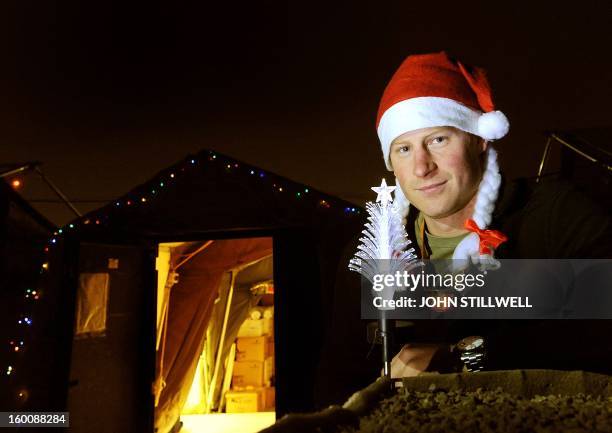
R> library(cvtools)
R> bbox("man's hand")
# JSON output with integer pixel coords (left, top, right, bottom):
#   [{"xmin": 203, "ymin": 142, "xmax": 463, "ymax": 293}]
[{"xmin": 388, "ymin": 343, "xmax": 456, "ymax": 378}]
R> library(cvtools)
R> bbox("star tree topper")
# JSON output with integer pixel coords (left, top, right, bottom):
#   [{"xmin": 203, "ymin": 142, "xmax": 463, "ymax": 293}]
[{"xmin": 371, "ymin": 178, "xmax": 396, "ymax": 206}]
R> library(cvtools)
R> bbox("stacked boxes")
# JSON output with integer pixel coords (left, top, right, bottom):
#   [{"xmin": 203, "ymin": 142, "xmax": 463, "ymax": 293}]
[
  {"xmin": 226, "ymin": 306, "xmax": 275, "ymax": 413},
  {"xmin": 235, "ymin": 336, "xmax": 270, "ymax": 362},
  {"xmin": 232, "ymin": 336, "xmax": 274, "ymax": 387}
]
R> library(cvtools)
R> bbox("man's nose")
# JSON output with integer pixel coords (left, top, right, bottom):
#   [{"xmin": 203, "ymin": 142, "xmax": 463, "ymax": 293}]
[{"xmin": 413, "ymin": 149, "xmax": 436, "ymax": 177}]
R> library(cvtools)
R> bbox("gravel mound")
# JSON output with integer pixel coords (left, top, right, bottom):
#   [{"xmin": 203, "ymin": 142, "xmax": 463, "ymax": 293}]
[{"xmin": 334, "ymin": 386, "xmax": 612, "ymax": 433}]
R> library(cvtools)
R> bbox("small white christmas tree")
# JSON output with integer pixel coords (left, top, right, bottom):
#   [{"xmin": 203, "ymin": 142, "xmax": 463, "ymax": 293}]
[{"xmin": 348, "ymin": 179, "xmax": 418, "ymax": 378}]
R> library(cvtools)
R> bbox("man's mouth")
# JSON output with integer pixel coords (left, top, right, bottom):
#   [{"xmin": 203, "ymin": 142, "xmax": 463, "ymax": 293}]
[{"xmin": 416, "ymin": 180, "xmax": 447, "ymax": 193}]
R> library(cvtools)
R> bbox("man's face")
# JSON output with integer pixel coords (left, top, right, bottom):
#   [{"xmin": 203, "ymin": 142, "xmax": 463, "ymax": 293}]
[{"xmin": 389, "ymin": 126, "xmax": 486, "ymax": 219}]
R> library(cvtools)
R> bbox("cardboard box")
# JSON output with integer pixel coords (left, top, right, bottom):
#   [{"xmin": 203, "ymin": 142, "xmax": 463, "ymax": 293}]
[
  {"xmin": 236, "ymin": 336, "xmax": 271, "ymax": 362},
  {"xmin": 237, "ymin": 318, "xmax": 264, "ymax": 338},
  {"xmin": 232, "ymin": 361, "xmax": 264, "ymax": 387},
  {"xmin": 264, "ymin": 356, "xmax": 275, "ymax": 385},
  {"xmin": 267, "ymin": 339, "xmax": 275, "ymax": 357},
  {"xmin": 225, "ymin": 389, "xmax": 263, "ymax": 413},
  {"xmin": 263, "ymin": 317, "xmax": 274, "ymax": 336},
  {"xmin": 263, "ymin": 387, "xmax": 275, "ymax": 410}
]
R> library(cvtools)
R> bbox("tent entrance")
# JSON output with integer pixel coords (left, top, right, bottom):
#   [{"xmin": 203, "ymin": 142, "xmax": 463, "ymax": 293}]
[{"xmin": 154, "ymin": 237, "xmax": 275, "ymax": 433}]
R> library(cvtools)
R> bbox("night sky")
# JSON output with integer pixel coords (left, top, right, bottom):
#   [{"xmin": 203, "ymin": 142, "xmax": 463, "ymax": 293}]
[{"xmin": 2, "ymin": 1, "xmax": 611, "ymax": 226}]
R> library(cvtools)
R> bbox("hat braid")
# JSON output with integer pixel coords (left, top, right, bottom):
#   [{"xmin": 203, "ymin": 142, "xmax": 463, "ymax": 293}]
[
  {"xmin": 472, "ymin": 145, "xmax": 501, "ymax": 229},
  {"xmin": 451, "ymin": 145, "xmax": 504, "ymax": 271},
  {"xmin": 393, "ymin": 177, "xmax": 411, "ymax": 227}
]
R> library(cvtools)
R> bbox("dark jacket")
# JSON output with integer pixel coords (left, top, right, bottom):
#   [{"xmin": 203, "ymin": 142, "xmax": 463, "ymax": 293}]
[{"xmin": 314, "ymin": 175, "xmax": 612, "ymax": 408}]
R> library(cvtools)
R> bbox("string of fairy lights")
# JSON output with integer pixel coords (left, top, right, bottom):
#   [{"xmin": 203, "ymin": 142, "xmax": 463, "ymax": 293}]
[
  {"xmin": 4, "ymin": 238, "xmax": 49, "ymax": 406},
  {"xmin": 4, "ymin": 149, "xmax": 363, "ymax": 405},
  {"xmin": 105, "ymin": 150, "xmax": 362, "ymax": 216}
]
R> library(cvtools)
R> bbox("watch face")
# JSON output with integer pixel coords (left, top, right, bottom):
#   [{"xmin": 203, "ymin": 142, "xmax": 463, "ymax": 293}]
[{"xmin": 458, "ymin": 336, "xmax": 483, "ymax": 351}]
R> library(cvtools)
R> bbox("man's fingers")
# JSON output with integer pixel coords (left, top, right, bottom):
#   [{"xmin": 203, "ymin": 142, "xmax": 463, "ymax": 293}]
[{"xmin": 389, "ymin": 344, "xmax": 444, "ymax": 378}]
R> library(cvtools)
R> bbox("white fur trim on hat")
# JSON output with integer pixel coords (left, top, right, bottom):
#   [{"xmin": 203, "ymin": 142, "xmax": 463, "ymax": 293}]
[{"xmin": 378, "ymin": 97, "xmax": 509, "ymax": 170}]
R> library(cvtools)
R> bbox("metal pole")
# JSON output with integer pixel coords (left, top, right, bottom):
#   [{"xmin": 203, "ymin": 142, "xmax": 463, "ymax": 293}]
[
  {"xmin": 206, "ymin": 270, "xmax": 236, "ymax": 412},
  {"xmin": 536, "ymin": 136, "xmax": 553, "ymax": 183},
  {"xmin": 0, "ymin": 162, "xmax": 40, "ymax": 178},
  {"xmin": 34, "ymin": 167, "xmax": 82, "ymax": 217},
  {"xmin": 174, "ymin": 241, "xmax": 214, "ymax": 270},
  {"xmin": 379, "ymin": 310, "xmax": 392, "ymax": 378},
  {"xmin": 552, "ymin": 133, "xmax": 611, "ymax": 171}
]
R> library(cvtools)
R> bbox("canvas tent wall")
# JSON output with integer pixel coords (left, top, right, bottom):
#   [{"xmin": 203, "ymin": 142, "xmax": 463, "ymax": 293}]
[{"xmin": 44, "ymin": 149, "xmax": 364, "ymax": 433}]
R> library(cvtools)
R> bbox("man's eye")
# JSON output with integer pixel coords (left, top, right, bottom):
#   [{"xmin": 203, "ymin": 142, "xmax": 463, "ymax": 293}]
[{"xmin": 429, "ymin": 136, "xmax": 447, "ymax": 146}]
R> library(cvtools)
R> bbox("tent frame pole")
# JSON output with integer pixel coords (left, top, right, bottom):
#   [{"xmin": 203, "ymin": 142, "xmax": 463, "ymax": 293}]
[{"xmin": 206, "ymin": 270, "xmax": 237, "ymax": 412}]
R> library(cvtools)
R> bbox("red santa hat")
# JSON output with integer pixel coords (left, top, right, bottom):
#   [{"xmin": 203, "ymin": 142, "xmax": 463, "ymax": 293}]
[
  {"xmin": 377, "ymin": 51, "xmax": 509, "ymax": 170},
  {"xmin": 376, "ymin": 52, "xmax": 509, "ymax": 270}
]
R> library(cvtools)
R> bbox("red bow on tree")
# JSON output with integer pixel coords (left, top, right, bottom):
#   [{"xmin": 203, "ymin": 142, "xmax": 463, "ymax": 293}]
[{"xmin": 464, "ymin": 219, "xmax": 508, "ymax": 255}]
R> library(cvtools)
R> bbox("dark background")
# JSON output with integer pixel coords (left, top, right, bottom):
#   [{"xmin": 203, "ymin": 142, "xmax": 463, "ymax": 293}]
[{"xmin": 2, "ymin": 1, "xmax": 611, "ymax": 226}]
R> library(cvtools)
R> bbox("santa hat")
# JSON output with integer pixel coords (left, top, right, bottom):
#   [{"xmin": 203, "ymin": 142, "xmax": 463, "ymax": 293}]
[{"xmin": 376, "ymin": 52, "xmax": 509, "ymax": 270}]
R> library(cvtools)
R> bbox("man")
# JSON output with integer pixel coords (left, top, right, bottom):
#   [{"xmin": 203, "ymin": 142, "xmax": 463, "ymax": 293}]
[
  {"xmin": 315, "ymin": 52, "xmax": 612, "ymax": 406},
  {"xmin": 378, "ymin": 51, "xmax": 612, "ymax": 378}
]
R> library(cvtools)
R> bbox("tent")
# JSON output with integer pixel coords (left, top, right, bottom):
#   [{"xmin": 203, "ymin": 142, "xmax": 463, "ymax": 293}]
[
  {"xmin": 43, "ymin": 149, "xmax": 364, "ymax": 433},
  {"xmin": 0, "ymin": 179, "xmax": 55, "ymax": 410}
]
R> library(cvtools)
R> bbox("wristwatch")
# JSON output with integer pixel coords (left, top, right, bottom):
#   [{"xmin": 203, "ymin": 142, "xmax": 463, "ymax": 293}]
[{"xmin": 452, "ymin": 336, "xmax": 486, "ymax": 372}]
